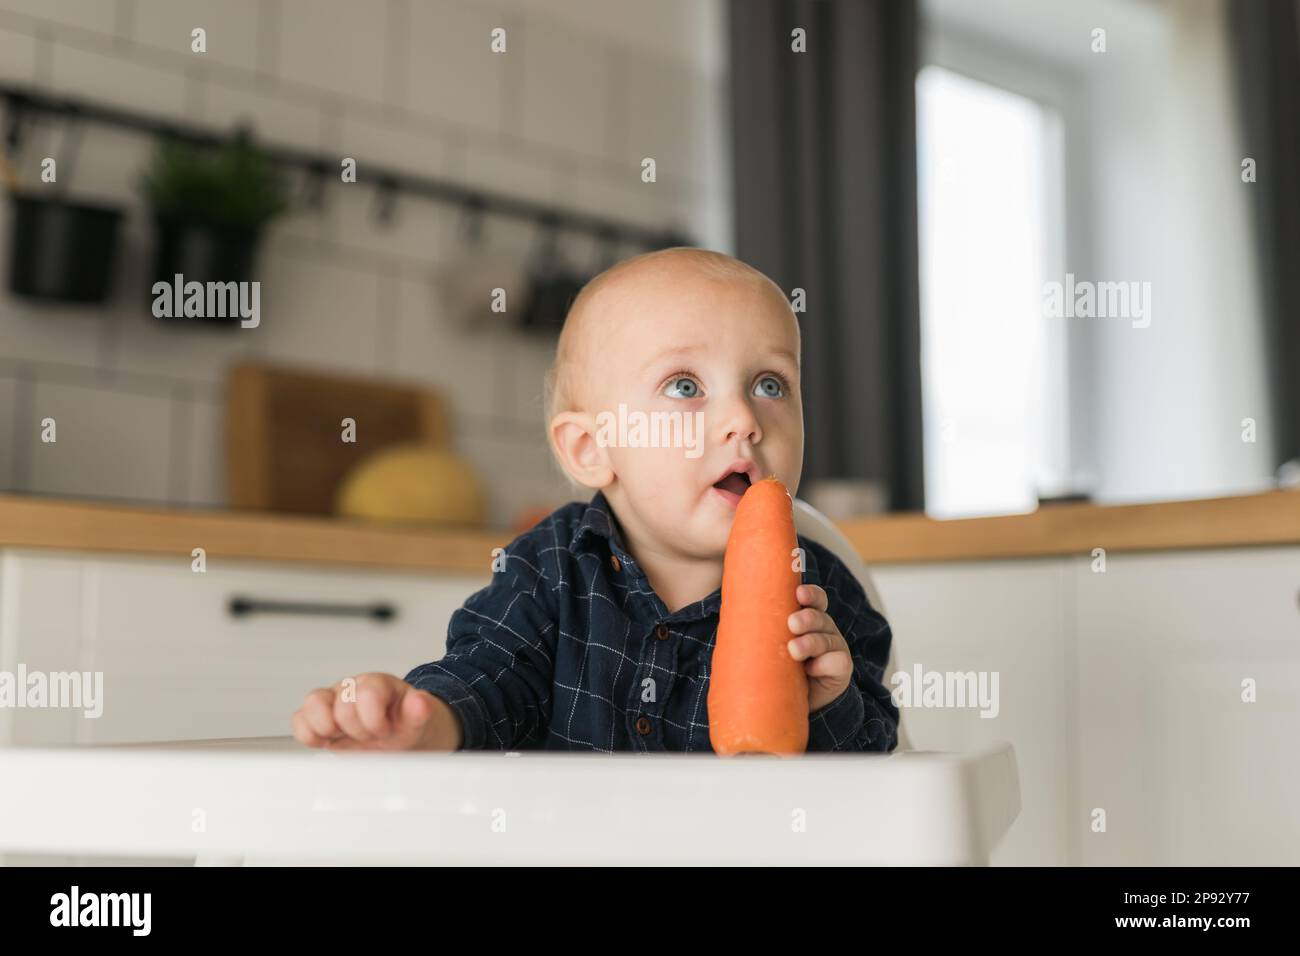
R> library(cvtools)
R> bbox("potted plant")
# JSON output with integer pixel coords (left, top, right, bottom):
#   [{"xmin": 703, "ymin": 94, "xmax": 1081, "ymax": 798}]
[{"xmin": 137, "ymin": 126, "xmax": 289, "ymax": 325}]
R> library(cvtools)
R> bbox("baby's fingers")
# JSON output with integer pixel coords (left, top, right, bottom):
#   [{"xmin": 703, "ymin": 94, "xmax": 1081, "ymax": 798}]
[
  {"xmin": 291, "ymin": 709, "xmax": 324, "ymax": 747},
  {"xmin": 803, "ymin": 648, "xmax": 853, "ymax": 680},
  {"xmin": 353, "ymin": 680, "xmax": 395, "ymax": 738},
  {"xmin": 396, "ymin": 687, "xmax": 436, "ymax": 731},
  {"xmin": 787, "ymin": 629, "xmax": 840, "ymax": 661},
  {"xmin": 796, "ymin": 584, "xmax": 828, "ymax": 611},
  {"xmin": 787, "ymin": 606, "xmax": 831, "ymax": 636},
  {"xmin": 296, "ymin": 687, "xmax": 342, "ymax": 746},
  {"xmin": 332, "ymin": 683, "xmax": 375, "ymax": 741}
]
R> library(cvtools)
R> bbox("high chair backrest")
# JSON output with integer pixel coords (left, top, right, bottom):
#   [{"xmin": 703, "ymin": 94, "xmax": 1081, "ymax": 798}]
[{"xmin": 792, "ymin": 498, "xmax": 911, "ymax": 752}]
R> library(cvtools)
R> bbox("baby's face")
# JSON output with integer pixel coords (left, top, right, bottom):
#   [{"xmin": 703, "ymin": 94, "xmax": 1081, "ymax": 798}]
[{"xmin": 586, "ymin": 265, "xmax": 803, "ymax": 560}]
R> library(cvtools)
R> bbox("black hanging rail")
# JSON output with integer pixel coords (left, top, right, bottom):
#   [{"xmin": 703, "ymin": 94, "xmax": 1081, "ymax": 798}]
[{"xmin": 0, "ymin": 83, "xmax": 693, "ymax": 250}]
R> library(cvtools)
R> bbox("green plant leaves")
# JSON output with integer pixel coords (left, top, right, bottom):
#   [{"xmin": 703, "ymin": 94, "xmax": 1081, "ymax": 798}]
[{"xmin": 137, "ymin": 128, "xmax": 289, "ymax": 232}]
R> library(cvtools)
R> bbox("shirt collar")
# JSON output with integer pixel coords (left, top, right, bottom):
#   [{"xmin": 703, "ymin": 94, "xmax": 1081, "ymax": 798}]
[
  {"xmin": 567, "ymin": 490, "xmax": 722, "ymax": 622},
  {"xmin": 568, "ymin": 489, "xmax": 629, "ymax": 557}
]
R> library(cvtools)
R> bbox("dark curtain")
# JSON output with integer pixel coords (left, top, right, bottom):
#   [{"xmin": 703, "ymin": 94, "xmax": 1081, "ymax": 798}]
[
  {"xmin": 1229, "ymin": 0, "xmax": 1300, "ymax": 467},
  {"xmin": 729, "ymin": 0, "xmax": 924, "ymax": 511}
]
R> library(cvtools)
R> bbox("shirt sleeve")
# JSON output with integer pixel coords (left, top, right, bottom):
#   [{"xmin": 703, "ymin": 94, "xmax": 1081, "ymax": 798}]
[
  {"xmin": 403, "ymin": 547, "xmax": 557, "ymax": 751},
  {"xmin": 802, "ymin": 542, "xmax": 900, "ymax": 753}
]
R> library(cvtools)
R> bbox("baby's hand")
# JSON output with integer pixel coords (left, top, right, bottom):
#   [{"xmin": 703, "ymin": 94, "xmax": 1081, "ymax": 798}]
[
  {"xmin": 786, "ymin": 584, "xmax": 854, "ymax": 713},
  {"xmin": 291, "ymin": 672, "xmax": 461, "ymax": 751}
]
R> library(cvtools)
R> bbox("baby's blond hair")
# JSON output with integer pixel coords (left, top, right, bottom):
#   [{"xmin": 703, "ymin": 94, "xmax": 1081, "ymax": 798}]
[{"xmin": 541, "ymin": 246, "xmax": 792, "ymax": 489}]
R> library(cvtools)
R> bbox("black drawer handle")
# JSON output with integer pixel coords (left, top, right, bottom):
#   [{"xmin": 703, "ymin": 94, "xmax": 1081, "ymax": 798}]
[{"xmin": 228, "ymin": 597, "xmax": 397, "ymax": 622}]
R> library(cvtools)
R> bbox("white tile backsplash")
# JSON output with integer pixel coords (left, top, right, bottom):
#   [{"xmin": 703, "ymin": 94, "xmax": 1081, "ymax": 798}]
[
  {"xmin": 517, "ymin": 17, "xmax": 614, "ymax": 163},
  {"xmin": 394, "ymin": 269, "xmax": 502, "ymax": 417},
  {"xmin": 132, "ymin": 0, "xmax": 261, "ymax": 73},
  {"xmin": 278, "ymin": 0, "xmax": 389, "ymax": 103},
  {"xmin": 204, "ymin": 75, "xmax": 324, "ymax": 148},
  {"xmin": 23, "ymin": 378, "xmax": 173, "ymax": 501},
  {"xmin": 506, "ymin": 327, "xmax": 556, "ymax": 426},
  {"xmin": 457, "ymin": 425, "xmax": 578, "ymax": 528},
  {"xmin": 0, "ymin": 0, "xmax": 116, "ymax": 36},
  {"xmin": 326, "ymin": 182, "xmax": 458, "ymax": 268},
  {"xmin": 186, "ymin": 393, "xmax": 224, "ymax": 507},
  {"xmin": 320, "ymin": 109, "xmax": 461, "ymax": 262},
  {"xmin": 448, "ymin": 136, "xmax": 561, "ymax": 208},
  {"xmin": 51, "ymin": 43, "xmax": 189, "ymax": 119},
  {"xmin": 407, "ymin": 0, "xmax": 507, "ymax": 136},
  {"xmin": 335, "ymin": 109, "xmax": 453, "ymax": 183},
  {"xmin": 623, "ymin": 49, "xmax": 707, "ymax": 192},
  {"xmin": 0, "ymin": 298, "xmax": 105, "ymax": 371},
  {"xmin": 254, "ymin": 247, "xmax": 383, "ymax": 375},
  {"xmin": 498, "ymin": 0, "xmax": 726, "ymax": 76},
  {"xmin": 43, "ymin": 124, "xmax": 153, "ymax": 207},
  {"xmin": 0, "ymin": 0, "xmax": 730, "ymax": 523},
  {"xmin": 0, "ymin": 373, "xmax": 17, "ymax": 490},
  {"xmin": 0, "ymin": 23, "xmax": 36, "ymax": 83},
  {"xmin": 554, "ymin": 165, "xmax": 681, "ymax": 234}
]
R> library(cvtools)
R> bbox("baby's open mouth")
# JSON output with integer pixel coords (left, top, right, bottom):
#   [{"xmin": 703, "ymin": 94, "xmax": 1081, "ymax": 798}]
[{"xmin": 712, "ymin": 471, "xmax": 752, "ymax": 497}]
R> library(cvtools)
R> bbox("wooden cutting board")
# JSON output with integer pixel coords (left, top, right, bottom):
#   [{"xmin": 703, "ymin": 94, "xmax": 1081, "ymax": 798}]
[{"xmin": 225, "ymin": 361, "xmax": 450, "ymax": 515}]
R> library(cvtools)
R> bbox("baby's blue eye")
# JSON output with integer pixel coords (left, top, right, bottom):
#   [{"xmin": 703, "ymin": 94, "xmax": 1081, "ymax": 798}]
[
  {"xmin": 665, "ymin": 376, "xmax": 699, "ymax": 399},
  {"xmin": 754, "ymin": 375, "xmax": 785, "ymax": 399}
]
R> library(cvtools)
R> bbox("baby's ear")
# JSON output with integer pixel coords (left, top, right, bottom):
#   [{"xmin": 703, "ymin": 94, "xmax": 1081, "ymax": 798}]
[{"xmin": 549, "ymin": 411, "xmax": 614, "ymax": 491}]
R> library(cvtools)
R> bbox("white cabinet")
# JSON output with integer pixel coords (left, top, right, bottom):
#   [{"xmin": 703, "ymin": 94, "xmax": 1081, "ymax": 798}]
[
  {"xmin": 0, "ymin": 548, "xmax": 487, "ymax": 745},
  {"xmin": 872, "ymin": 559, "xmax": 1070, "ymax": 866},
  {"xmin": 0, "ymin": 552, "xmax": 87, "ymax": 747},
  {"xmin": 1073, "ymin": 547, "xmax": 1300, "ymax": 865},
  {"xmin": 873, "ymin": 545, "xmax": 1300, "ymax": 866}
]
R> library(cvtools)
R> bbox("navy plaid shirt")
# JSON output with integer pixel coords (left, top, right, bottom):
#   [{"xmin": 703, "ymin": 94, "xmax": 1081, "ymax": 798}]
[{"xmin": 404, "ymin": 490, "xmax": 899, "ymax": 753}]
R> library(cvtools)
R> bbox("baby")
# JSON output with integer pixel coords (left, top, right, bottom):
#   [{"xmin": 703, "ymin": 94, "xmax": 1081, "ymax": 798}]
[{"xmin": 292, "ymin": 247, "xmax": 899, "ymax": 753}]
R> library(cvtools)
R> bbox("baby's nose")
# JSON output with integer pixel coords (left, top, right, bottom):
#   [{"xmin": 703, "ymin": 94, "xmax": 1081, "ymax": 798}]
[{"xmin": 717, "ymin": 400, "xmax": 763, "ymax": 444}]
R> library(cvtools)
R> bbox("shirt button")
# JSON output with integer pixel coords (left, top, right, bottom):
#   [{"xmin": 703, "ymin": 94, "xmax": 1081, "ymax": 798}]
[
  {"xmin": 655, "ymin": 624, "xmax": 670, "ymax": 641},
  {"xmin": 610, "ymin": 553, "xmax": 621, "ymax": 572},
  {"xmin": 635, "ymin": 716, "xmax": 653, "ymax": 735}
]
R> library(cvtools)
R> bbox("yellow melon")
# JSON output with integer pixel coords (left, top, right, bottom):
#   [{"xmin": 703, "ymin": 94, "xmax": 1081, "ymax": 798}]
[{"xmin": 335, "ymin": 443, "xmax": 486, "ymax": 526}]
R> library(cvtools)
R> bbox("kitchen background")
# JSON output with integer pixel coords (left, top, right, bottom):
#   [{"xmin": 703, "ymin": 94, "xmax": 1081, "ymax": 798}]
[
  {"xmin": 0, "ymin": 0, "xmax": 1294, "ymax": 530},
  {"xmin": 0, "ymin": 0, "xmax": 1298, "ymax": 868},
  {"xmin": 0, "ymin": 0, "xmax": 728, "ymax": 528},
  {"xmin": 0, "ymin": 0, "xmax": 1292, "ymax": 526}
]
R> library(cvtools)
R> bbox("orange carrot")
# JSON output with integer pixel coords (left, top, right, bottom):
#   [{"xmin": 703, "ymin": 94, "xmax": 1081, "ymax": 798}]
[{"xmin": 708, "ymin": 476, "xmax": 809, "ymax": 755}]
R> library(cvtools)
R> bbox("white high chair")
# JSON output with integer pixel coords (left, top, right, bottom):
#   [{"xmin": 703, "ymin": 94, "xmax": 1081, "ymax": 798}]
[{"xmin": 792, "ymin": 497, "xmax": 911, "ymax": 751}]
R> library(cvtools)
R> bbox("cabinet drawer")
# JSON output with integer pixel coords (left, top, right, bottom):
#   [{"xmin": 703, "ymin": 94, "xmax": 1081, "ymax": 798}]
[{"xmin": 1, "ymin": 549, "xmax": 487, "ymax": 744}]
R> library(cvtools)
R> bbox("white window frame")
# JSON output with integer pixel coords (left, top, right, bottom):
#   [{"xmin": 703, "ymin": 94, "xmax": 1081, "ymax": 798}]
[{"xmin": 918, "ymin": 21, "xmax": 1096, "ymax": 505}]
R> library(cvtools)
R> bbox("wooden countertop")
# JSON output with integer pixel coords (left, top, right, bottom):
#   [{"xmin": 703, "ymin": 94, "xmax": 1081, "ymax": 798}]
[
  {"xmin": 835, "ymin": 488, "xmax": 1300, "ymax": 563},
  {"xmin": 1, "ymin": 490, "xmax": 1297, "ymax": 571},
  {"xmin": 0, "ymin": 495, "xmax": 502, "ymax": 575}
]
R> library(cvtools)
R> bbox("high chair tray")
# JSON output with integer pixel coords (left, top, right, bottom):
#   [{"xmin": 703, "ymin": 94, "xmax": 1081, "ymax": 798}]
[{"xmin": 0, "ymin": 740, "xmax": 1020, "ymax": 865}]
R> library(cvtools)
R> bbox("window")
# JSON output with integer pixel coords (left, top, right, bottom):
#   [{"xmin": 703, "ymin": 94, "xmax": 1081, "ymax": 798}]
[{"xmin": 916, "ymin": 64, "xmax": 1067, "ymax": 518}]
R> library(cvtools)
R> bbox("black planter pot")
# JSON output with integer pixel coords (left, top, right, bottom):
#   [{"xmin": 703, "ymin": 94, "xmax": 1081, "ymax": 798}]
[
  {"xmin": 150, "ymin": 217, "xmax": 260, "ymax": 326},
  {"xmin": 7, "ymin": 191, "xmax": 124, "ymax": 303}
]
